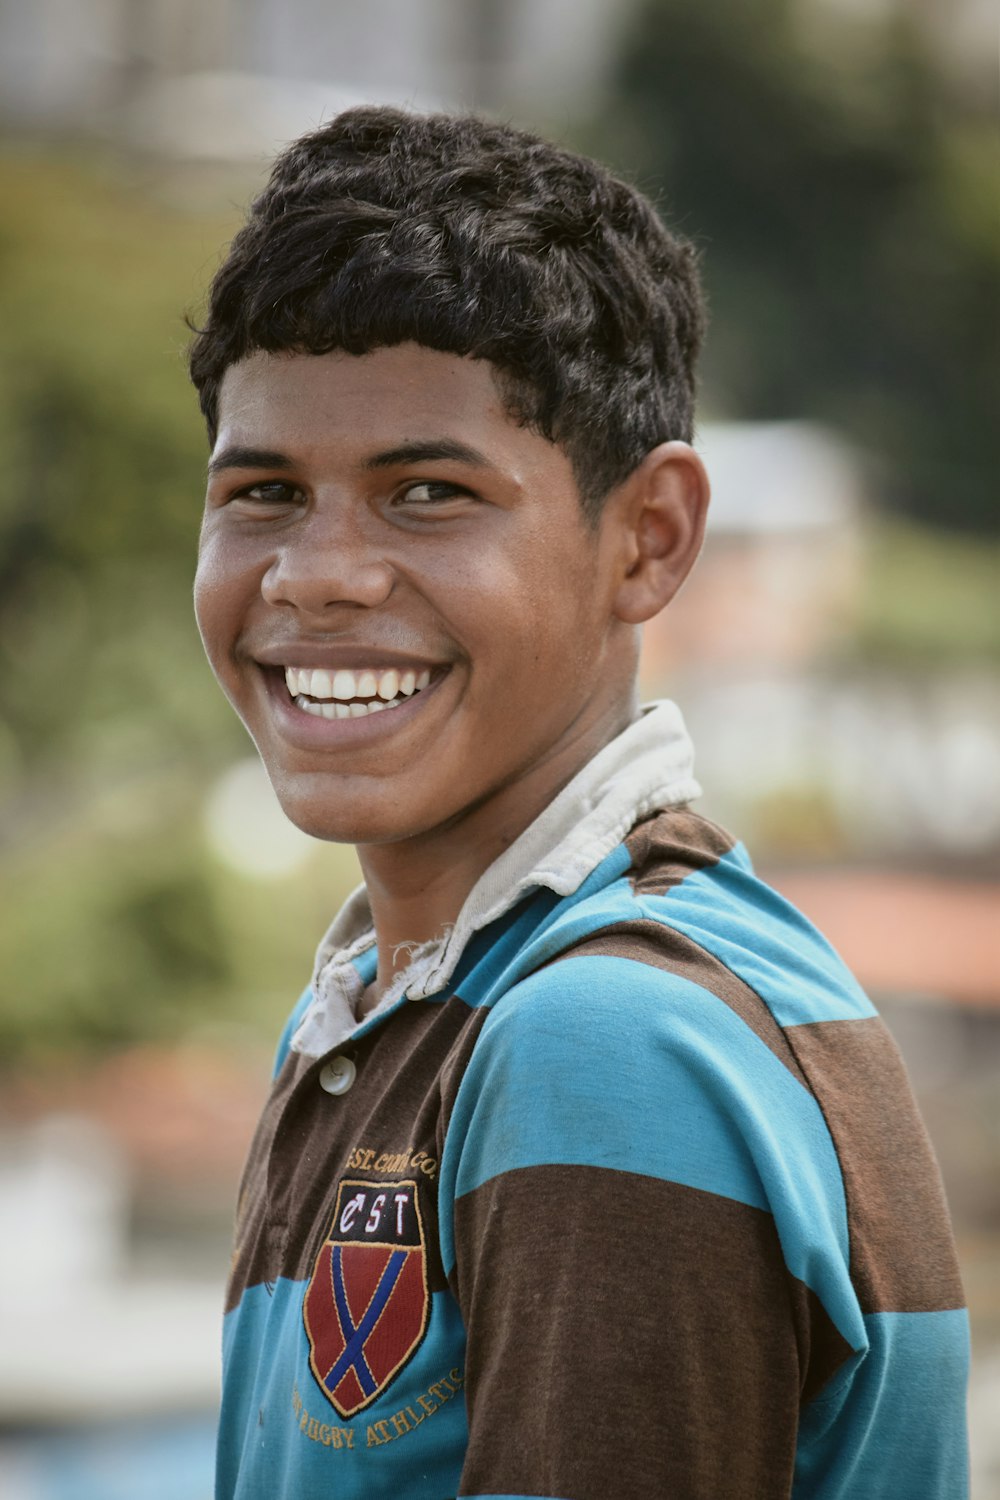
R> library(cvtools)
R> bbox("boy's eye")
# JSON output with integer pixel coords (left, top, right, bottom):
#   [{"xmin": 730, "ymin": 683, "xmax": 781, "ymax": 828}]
[
  {"xmin": 396, "ymin": 481, "xmax": 472, "ymax": 506},
  {"xmin": 237, "ymin": 481, "xmax": 301, "ymax": 506}
]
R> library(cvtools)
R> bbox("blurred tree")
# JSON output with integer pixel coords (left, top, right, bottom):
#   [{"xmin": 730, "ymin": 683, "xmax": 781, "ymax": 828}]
[
  {"xmin": 0, "ymin": 154, "xmax": 237, "ymax": 778},
  {"xmin": 590, "ymin": 0, "xmax": 999, "ymax": 532},
  {"xmin": 0, "ymin": 151, "xmax": 368, "ymax": 1061}
]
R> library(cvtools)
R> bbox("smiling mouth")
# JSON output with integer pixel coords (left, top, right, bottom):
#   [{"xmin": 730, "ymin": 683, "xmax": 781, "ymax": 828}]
[{"xmin": 283, "ymin": 665, "xmax": 434, "ymax": 719}]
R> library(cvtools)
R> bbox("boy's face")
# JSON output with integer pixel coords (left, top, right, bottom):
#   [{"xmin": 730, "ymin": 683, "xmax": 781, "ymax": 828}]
[{"xmin": 195, "ymin": 344, "xmax": 638, "ymax": 849}]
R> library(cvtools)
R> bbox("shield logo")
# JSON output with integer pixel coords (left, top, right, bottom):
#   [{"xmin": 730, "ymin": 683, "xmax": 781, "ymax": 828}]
[{"xmin": 303, "ymin": 1178, "xmax": 430, "ymax": 1417}]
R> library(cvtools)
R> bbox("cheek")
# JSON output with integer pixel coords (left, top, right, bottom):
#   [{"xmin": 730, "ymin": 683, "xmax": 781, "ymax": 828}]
[
  {"xmin": 470, "ymin": 574, "xmax": 606, "ymax": 705},
  {"xmin": 193, "ymin": 557, "xmax": 220, "ymax": 647},
  {"xmin": 193, "ymin": 542, "xmax": 245, "ymax": 668}
]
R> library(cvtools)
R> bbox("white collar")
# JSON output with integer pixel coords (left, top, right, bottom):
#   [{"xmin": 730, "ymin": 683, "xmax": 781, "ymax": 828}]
[{"xmin": 292, "ymin": 699, "xmax": 700, "ymax": 1057}]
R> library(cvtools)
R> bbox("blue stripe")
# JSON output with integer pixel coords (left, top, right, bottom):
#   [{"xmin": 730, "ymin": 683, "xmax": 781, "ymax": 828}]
[
  {"xmin": 564, "ymin": 841, "xmax": 634, "ymax": 899},
  {"xmin": 449, "ymin": 888, "xmax": 565, "ymax": 1006},
  {"xmin": 641, "ymin": 848, "xmax": 876, "ymax": 1028},
  {"xmin": 794, "ymin": 1309, "xmax": 970, "ymax": 1498},
  {"xmin": 439, "ymin": 956, "xmax": 859, "ymax": 1343},
  {"xmin": 219, "ymin": 1280, "xmax": 468, "ymax": 1499},
  {"xmin": 451, "ymin": 846, "xmax": 633, "ymax": 1009},
  {"xmin": 352, "ymin": 943, "xmax": 379, "ymax": 986},
  {"xmin": 472, "ymin": 875, "xmax": 639, "ymax": 1004},
  {"xmin": 453, "ymin": 843, "xmax": 874, "ymax": 1035},
  {"xmin": 324, "ymin": 1246, "xmax": 406, "ymax": 1395}
]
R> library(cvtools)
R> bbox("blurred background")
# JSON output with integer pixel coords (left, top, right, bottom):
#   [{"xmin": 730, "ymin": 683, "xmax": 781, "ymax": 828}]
[{"xmin": 0, "ymin": 0, "xmax": 997, "ymax": 1495}]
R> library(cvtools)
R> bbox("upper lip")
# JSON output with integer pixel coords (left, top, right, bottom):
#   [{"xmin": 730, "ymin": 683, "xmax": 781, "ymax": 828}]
[{"xmin": 251, "ymin": 642, "xmax": 446, "ymax": 671}]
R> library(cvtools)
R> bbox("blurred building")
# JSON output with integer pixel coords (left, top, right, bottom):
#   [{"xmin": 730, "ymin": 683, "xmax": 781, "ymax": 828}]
[
  {"xmin": 0, "ymin": 0, "xmax": 627, "ymax": 152},
  {"xmin": 651, "ymin": 420, "xmax": 863, "ymax": 674},
  {"xmin": 644, "ymin": 420, "xmax": 1000, "ymax": 870},
  {"xmin": 1, "ymin": 0, "xmax": 993, "ymax": 158}
]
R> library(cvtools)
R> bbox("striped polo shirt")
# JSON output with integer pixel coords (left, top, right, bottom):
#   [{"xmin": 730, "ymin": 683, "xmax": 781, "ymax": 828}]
[{"xmin": 216, "ymin": 702, "xmax": 969, "ymax": 1500}]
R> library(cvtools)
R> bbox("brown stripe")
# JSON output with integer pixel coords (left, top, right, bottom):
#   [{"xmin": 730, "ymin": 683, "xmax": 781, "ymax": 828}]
[
  {"xmin": 545, "ymin": 919, "xmax": 808, "ymax": 1087},
  {"xmin": 226, "ymin": 996, "xmax": 478, "ymax": 1311},
  {"xmin": 786, "ymin": 1016, "xmax": 965, "ymax": 1314},
  {"xmin": 435, "ymin": 1000, "xmax": 489, "ymax": 1148},
  {"xmin": 624, "ymin": 807, "xmax": 736, "ymax": 896},
  {"xmin": 453, "ymin": 1165, "xmax": 852, "ymax": 1500}
]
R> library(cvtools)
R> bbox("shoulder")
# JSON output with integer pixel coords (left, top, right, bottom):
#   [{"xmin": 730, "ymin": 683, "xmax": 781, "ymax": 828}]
[{"xmin": 444, "ymin": 941, "xmax": 840, "ymax": 1223}]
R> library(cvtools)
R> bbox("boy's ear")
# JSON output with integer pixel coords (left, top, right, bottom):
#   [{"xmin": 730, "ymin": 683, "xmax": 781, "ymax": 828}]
[{"xmin": 610, "ymin": 441, "xmax": 710, "ymax": 625}]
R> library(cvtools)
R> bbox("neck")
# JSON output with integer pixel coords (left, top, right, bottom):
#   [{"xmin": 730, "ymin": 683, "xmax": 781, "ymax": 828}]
[{"xmin": 356, "ymin": 692, "xmax": 637, "ymax": 1005}]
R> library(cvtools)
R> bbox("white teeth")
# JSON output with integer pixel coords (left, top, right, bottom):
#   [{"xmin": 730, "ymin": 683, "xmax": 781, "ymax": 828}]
[
  {"xmin": 286, "ymin": 664, "xmax": 436, "ymax": 709},
  {"xmin": 294, "ymin": 692, "xmax": 416, "ymax": 719}
]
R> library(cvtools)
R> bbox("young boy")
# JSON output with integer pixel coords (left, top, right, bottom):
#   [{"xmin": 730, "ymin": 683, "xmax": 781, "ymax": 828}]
[{"xmin": 190, "ymin": 108, "xmax": 969, "ymax": 1500}]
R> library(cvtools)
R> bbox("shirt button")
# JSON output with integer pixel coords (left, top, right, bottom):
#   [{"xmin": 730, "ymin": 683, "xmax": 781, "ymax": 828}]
[{"xmin": 319, "ymin": 1056, "xmax": 356, "ymax": 1096}]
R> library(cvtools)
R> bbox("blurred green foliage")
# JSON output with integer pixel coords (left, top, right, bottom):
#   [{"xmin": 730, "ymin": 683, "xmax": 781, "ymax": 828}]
[
  {"xmin": 590, "ymin": 0, "xmax": 999, "ymax": 532},
  {"xmin": 856, "ymin": 518, "xmax": 1000, "ymax": 663},
  {"xmin": 0, "ymin": 150, "xmax": 232, "ymax": 772},
  {"xmin": 0, "ymin": 149, "xmax": 362, "ymax": 1060},
  {"xmin": 0, "ymin": 756, "xmax": 360, "ymax": 1061}
]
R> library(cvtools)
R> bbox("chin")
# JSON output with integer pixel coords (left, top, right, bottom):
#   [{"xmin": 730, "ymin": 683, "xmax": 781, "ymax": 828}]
[{"xmin": 270, "ymin": 774, "xmax": 425, "ymax": 848}]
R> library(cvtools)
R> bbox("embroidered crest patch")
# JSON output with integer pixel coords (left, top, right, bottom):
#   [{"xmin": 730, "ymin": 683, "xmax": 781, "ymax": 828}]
[{"xmin": 303, "ymin": 1178, "xmax": 430, "ymax": 1417}]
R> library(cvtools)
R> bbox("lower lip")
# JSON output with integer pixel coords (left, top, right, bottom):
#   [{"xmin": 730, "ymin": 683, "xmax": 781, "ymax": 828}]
[{"xmin": 261, "ymin": 669, "xmax": 447, "ymax": 748}]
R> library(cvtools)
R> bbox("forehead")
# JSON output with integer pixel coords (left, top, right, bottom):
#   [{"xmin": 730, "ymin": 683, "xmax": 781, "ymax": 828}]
[{"xmin": 213, "ymin": 344, "xmax": 540, "ymax": 467}]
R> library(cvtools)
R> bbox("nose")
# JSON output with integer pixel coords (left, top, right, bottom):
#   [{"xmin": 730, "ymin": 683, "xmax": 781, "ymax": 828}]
[{"xmin": 261, "ymin": 509, "xmax": 395, "ymax": 616}]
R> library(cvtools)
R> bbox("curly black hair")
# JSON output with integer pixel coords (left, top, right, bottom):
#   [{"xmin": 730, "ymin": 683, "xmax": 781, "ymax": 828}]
[{"xmin": 189, "ymin": 107, "xmax": 706, "ymax": 517}]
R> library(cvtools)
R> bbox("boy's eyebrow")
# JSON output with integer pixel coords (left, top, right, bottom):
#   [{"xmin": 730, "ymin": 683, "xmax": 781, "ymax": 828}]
[
  {"xmin": 363, "ymin": 439, "xmax": 495, "ymax": 471},
  {"xmin": 207, "ymin": 438, "xmax": 497, "ymax": 476},
  {"xmin": 207, "ymin": 445, "xmax": 294, "ymax": 476}
]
